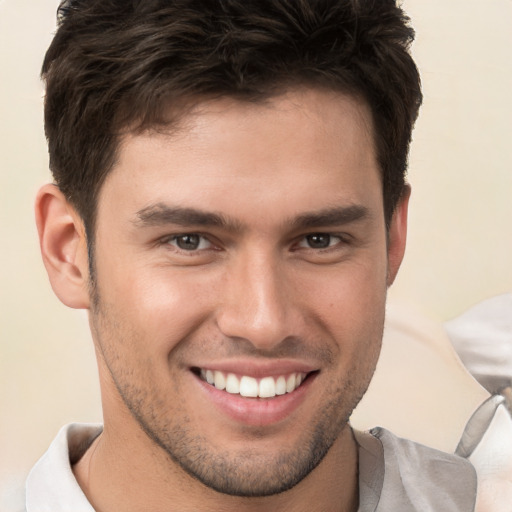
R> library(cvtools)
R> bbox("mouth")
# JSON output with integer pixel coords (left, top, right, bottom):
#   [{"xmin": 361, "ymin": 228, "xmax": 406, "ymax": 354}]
[
  {"xmin": 191, "ymin": 365, "xmax": 319, "ymax": 426},
  {"xmin": 192, "ymin": 368, "xmax": 314, "ymax": 399}
]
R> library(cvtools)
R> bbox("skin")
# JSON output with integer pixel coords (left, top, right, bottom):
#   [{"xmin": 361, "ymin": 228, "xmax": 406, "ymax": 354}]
[{"xmin": 36, "ymin": 88, "xmax": 409, "ymax": 512}]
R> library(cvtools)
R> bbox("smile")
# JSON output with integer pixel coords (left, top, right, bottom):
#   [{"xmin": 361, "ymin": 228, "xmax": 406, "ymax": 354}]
[{"xmin": 198, "ymin": 369, "xmax": 308, "ymax": 398}]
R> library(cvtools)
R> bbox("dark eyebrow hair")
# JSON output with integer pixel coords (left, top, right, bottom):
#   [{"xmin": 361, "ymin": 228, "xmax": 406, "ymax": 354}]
[
  {"xmin": 291, "ymin": 205, "xmax": 371, "ymax": 229},
  {"xmin": 134, "ymin": 203, "xmax": 242, "ymax": 231},
  {"xmin": 134, "ymin": 203, "xmax": 370, "ymax": 232}
]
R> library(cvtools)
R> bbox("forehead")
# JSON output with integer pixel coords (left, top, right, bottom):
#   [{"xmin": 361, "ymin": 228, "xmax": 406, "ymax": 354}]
[{"xmin": 99, "ymin": 88, "xmax": 381, "ymax": 225}]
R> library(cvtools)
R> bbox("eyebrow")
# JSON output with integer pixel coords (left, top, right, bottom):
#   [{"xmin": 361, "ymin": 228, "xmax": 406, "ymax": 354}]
[
  {"xmin": 134, "ymin": 203, "xmax": 370, "ymax": 231},
  {"xmin": 291, "ymin": 205, "xmax": 371, "ymax": 229},
  {"xmin": 134, "ymin": 203, "xmax": 242, "ymax": 231}
]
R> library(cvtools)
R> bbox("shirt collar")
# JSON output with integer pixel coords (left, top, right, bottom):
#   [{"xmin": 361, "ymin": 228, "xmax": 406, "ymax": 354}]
[{"xmin": 26, "ymin": 423, "xmax": 102, "ymax": 512}]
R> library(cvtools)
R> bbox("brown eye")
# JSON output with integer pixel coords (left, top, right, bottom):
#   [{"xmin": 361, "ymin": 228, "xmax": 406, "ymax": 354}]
[
  {"xmin": 305, "ymin": 234, "xmax": 332, "ymax": 249},
  {"xmin": 176, "ymin": 234, "xmax": 200, "ymax": 250},
  {"xmin": 168, "ymin": 234, "xmax": 212, "ymax": 251}
]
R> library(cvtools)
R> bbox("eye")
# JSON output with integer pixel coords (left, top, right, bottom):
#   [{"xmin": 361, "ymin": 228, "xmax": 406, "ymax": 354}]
[
  {"xmin": 298, "ymin": 233, "xmax": 342, "ymax": 249},
  {"xmin": 167, "ymin": 234, "xmax": 213, "ymax": 251}
]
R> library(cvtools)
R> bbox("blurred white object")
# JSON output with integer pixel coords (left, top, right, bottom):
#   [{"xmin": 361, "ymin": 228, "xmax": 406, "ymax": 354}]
[
  {"xmin": 445, "ymin": 293, "xmax": 512, "ymax": 394},
  {"xmin": 445, "ymin": 294, "xmax": 512, "ymax": 511},
  {"xmin": 352, "ymin": 303, "xmax": 490, "ymax": 452},
  {"xmin": 457, "ymin": 396, "xmax": 512, "ymax": 512}
]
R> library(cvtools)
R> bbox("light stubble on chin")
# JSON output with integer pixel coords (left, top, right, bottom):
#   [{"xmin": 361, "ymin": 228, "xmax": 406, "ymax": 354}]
[{"xmin": 121, "ymin": 383, "xmax": 365, "ymax": 497}]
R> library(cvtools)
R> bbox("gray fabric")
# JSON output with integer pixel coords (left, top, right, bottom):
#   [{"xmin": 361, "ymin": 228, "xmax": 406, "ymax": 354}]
[
  {"xmin": 356, "ymin": 428, "xmax": 477, "ymax": 512},
  {"xmin": 456, "ymin": 394, "xmax": 506, "ymax": 458},
  {"xmin": 354, "ymin": 429, "xmax": 384, "ymax": 511}
]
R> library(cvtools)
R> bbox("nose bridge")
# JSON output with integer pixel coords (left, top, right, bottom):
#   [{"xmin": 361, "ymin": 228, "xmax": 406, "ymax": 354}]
[{"xmin": 217, "ymin": 247, "xmax": 295, "ymax": 349}]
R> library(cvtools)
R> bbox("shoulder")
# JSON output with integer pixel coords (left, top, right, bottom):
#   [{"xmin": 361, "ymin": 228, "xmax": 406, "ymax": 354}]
[{"xmin": 355, "ymin": 428, "xmax": 477, "ymax": 512}]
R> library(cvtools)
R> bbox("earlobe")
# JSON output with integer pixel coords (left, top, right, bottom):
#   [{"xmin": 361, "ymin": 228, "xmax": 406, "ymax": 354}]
[
  {"xmin": 35, "ymin": 184, "xmax": 91, "ymax": 309},
  {"xmin": 386, "ymin": 184, "xmax": 411, "ymax": 287}
]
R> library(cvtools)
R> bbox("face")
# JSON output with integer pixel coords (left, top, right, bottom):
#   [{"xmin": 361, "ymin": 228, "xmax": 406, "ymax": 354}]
[{"xmin": 89, "ymin": 89, "xmax": 406, "ymax": 496}]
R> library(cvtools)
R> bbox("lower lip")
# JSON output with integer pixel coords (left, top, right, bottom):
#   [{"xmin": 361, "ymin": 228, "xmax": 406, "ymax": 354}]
[{"xmin": 194, "ymin": 373, "xmax": 317, "ymax": 427}]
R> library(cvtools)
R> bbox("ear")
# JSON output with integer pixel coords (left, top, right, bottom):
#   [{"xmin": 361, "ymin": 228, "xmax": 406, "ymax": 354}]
[
  {"xmin": 35, "ymin": 184, "xmax": 91, "ymax": 309},
  {"xmin": 386, "ymin": 184, "xmax": 411, "ymax": 287}
]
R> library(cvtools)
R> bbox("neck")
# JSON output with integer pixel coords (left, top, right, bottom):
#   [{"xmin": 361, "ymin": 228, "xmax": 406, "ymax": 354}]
[{"xmin": 73, "ymin": 415, "xmax": 359, "ymax": 512}]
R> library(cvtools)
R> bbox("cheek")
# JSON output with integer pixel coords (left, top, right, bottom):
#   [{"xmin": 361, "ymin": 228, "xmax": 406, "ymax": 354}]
[
  {"xmin": 94, "ymin": 259, "xmax": 219, "ymax": 357},
  {"xmin": 299, "ymin": 259, "xmax": 387, "ymax": 363},
  {"xmin": 302, "ymin": 258, "xmax": 388, "ymax": 323}
]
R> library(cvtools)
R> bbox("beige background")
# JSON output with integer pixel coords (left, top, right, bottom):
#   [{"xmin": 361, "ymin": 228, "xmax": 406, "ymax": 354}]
[{"xmin": 1, "ymin": 0, "xmax": 511, "ymax": 504}]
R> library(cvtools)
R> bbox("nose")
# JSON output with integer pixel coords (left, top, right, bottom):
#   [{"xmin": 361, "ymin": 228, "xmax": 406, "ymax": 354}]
[{"xmin": 216, "ymin": 249, "xmax": 301, "ymax": 351}]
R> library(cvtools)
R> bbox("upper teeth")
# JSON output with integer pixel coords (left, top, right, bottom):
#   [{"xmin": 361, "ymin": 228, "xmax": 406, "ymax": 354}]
[{"xmin": 200, "ymin": 369, "xmax": 307, "ymax": 398}]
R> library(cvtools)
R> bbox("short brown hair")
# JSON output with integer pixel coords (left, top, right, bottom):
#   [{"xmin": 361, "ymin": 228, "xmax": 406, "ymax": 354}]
[{"xmin": 42, "ymin": 0, "xmax": 422, "ymax": 240}]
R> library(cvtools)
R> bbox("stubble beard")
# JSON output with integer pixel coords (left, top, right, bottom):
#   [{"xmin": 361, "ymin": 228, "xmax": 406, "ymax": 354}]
[
  {"xmin": 122, "ymin": 373, "xmax": 368, "ymax": 497},
  {"xmin": 90, "ymin": 289, "xmax": 381, "ymax": 498},
  {"xmin": 98, "ymin": 345, "xmax": 374, "ymax": 497}
]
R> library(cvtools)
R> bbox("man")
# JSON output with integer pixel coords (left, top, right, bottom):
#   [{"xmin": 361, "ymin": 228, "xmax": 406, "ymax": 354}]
[{"xmin": 26, "ymin": 0, "xmax": 477, "ymax": 510}]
